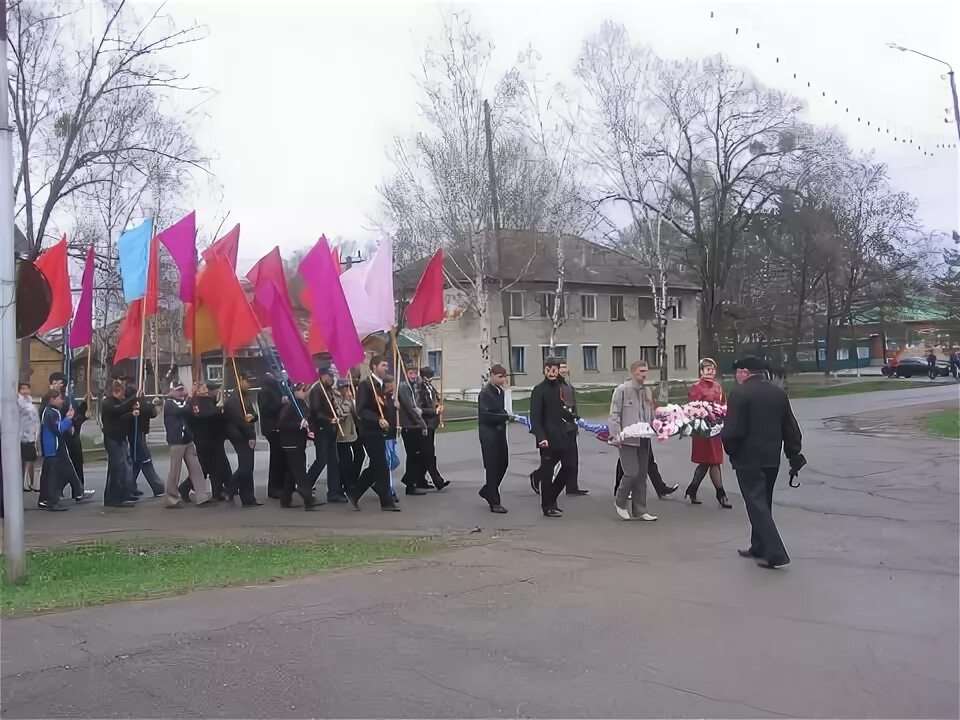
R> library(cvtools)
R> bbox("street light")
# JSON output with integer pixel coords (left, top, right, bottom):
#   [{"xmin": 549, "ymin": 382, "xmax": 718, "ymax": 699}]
[{"xmin": 887, "ymin": 42, "xmax": 960, "ymax": 141}]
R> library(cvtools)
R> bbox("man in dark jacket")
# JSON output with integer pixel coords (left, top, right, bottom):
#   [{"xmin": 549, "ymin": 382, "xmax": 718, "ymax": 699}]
[
  {"xmin": 259, "ymin": 372, "xmax": 287, "ymax": 500},
  {"xmin": 123, "ymin": 376, "xmax": 164, "ymax": 498},
  {"xmin": 37, "ymin": 390, "xmax": 82, "ymax": 511},
  {"xmin": 184, "ymin": 383, "xmax": 232, "ymax": 503},
  {"xmin": 558, "ymin": 361, "xmax": 587, "ymax": 496},
  {"xmin": 417, "ymin": 367, "xmax": 449, "ymax": 490},
  {"xmin": 529, "ymin": 358, "xmax": 578, "ymax": 517},
  {"xmin": 278, "ymin": 383, "xmax": 322, "ymax": 510},
  {"xmin": 722, "ymin": 356, "xmax": 805, "ymax": 569},
  {"xmin": 224, "ymin": 376, "xmax": 261, "ymax": 506},
  {"xmin": 307, "ymin": 367, "xmax": 344, "ymax": 502},
  {"xmin": 348, "ymin": 355, "xmax": 400, "ymax": 512},
  {"xmin": 397, "ymin": 366, "xmax": 428, "ymax": 496},
  {"xmin": 477, "ymin": 364, "xmax": 511, "ymax": 513},
  {"xmin": 163, "ymin": 383, "xmax": 212, "ymax": 508},
  {"xmin": 38, "ymin": 372, "xmax": 90, "ymax": 495},
  {"xmin": 100, "ymin": 380, "xmax": 138, "ymax": 507}
]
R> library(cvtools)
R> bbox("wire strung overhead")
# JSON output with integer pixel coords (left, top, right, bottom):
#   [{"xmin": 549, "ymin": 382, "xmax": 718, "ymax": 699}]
[{"xmin": 708, "ymin": 10, "xmax": 958, "ymax": 155}]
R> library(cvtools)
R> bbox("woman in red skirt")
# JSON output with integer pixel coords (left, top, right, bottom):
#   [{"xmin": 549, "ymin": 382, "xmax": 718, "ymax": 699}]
[{"xmin": 684, "ymin": 358, "xmax": 732, "ymax": 508}]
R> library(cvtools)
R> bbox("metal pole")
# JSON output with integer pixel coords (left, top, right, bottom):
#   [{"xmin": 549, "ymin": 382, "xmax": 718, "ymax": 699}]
[
  {"xmin": 1, "ymin": 0, "xmax": 27, "ymax": 582},
  {"xmin": 948, "ymin": 70, "xmax": 960, "ymax": 142}
]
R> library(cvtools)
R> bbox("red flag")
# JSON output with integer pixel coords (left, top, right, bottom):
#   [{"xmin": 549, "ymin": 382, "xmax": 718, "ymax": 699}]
[
  {"xmin": 405, "ymin": 249, "xmax": 445, "ymax": 329},
  {"xmin": 246, "ymin": 247, "xmax": 290, "ymax": 324},
  {"xmin": 35, "ymin": 235, "xmax": 73, "ymax": 335},
  {"xmin": 114, "ymin": 299, "xmax": 144, "ymax": 362},
  {"xmin": 301, "ymin": 288, "xmax": 328, "ymax": 354},
  {"xmin": 201, "ymin": 224, "xmax": 240, "ymax": 271},
  {"xmin": 197, "ymin": 256, "xmax": 261, "ymax": 354},
  {"xmin": 144, "ymin": 235, "xmax": 160, "ymax": 318}
]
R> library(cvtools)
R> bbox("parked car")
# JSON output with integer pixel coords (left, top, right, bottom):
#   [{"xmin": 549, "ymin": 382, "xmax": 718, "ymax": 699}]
[{"xmin": 881, "ymin": 357, "xmax": 951, "ymax": 378}]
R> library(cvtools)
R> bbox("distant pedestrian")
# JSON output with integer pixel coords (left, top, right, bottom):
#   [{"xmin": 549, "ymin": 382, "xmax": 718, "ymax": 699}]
[
  {"xmin": 307, "ymin": 367, "xmax": 343, "ymax": 502},
  {"xmin": 684, "ymin": 358, "xmax": 732, "ymax": 509},
  {"xmin": 477, "ymin": 364, "xmax": 511, "ymax": 514},
  {"xmin": 721, "ymin": 356, "xmax": 805, "ymax": 569},
  {"xmin": 18, "ymin": 383, "xmax": 39, "ymax": 492},
  {"xmin": 529, "ymin": 357, "xmax": 579, "ymax": 518},
  {"xmin": 607, "ymin": 361, "xmax": 657, "ymax": 521},
  {"xmin": 277, "ymin": 383, "xmax": 323, "ymax": 511},
  {"xmin": 224, "ymin": 375, "xmax": 262, "ymax": 506},
  {"xmin": 926, "ymin": 349, "xmax": 938, "ymax": 380},
  {"xmin": 349, "ymin": 355, "xmax": 400, "ymax": 512}
]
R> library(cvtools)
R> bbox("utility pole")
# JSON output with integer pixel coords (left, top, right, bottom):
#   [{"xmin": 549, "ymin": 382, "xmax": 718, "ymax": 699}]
[
  {"xmin": 887, "ymin": 43, "xmax": 960, "ymax": 141},
  {"xmin": 483, "ymin": 99, "xmax": 514, "ymax": 383},
  {"xmin": 1, "ymin": 0, "xmax": 27, "ymax": 582}
]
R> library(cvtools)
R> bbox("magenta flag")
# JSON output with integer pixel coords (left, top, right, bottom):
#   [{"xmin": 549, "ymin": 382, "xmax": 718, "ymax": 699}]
[
  {"xmin": 69, "ymin": 246, "xmax": 95, "ymax": 349},
  {"xmin": 157, "ymin": 211, "xmax": 197, "ymax": 303},
  {"xmin": 246, "ymin": 246, "xmax": 291, "ymax": 325},
  {"xmin": 256, "ymin": 280, "xmax": 317, "ymax": 384},
  {"xmin": 299, "ymin": 235, "xmax": 365, "ymax": 371}
]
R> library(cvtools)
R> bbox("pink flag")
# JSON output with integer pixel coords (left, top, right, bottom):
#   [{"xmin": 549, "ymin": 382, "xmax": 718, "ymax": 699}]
[
  {"xmin": 156, "ymin": 211, "xmax": 197, "ymax": 303},
  {"xmin": 340, "ymin": 236, "xmax": 395, "ymax": 337},
  {"xmin": 256, "ymin": 281, "xmax": 317, "ymax": 384},
  {"xmin": 299, "ymin": 235, "xmax": 365, "ymax": 371},
  {"xmin": 202, "ymin": 224, "xmax": 240, "ymax": 271},
  {"xmin": 70, "ymin": 246, "xmax": 95, "ymax": 349},
  {"xmin": 246, "ymin": 246, "xmax": 290, "ymax": 325}
]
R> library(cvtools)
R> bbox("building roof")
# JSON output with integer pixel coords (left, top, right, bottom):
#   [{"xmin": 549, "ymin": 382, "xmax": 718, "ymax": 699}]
[{"xmin": 394, "ymin": 230, "xmax": 700, "ymax": 294}]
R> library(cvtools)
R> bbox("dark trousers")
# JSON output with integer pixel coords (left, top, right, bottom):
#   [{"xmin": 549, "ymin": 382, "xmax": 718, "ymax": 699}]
[
  {"xmin": 267, "ymin": 432, "xmax": 287, "ymax": 498},
  {"xmin": 337, "ymin": 442, "xmax": 356, "ymax": 495},
  {"xmin": 351, "ymin": 437, "xmax": 366, "ymax": 480},
  {"xmin": 104, "ymin": 436, "xmax": 133, "ymax": 505},
  {"xmin": 737, "ymin": 467, "xmax": 789, "ymax": 564},
  {"xmin": 615, "ymin": 452, "xmax": 670, "ymax": 496},
  {"xmin": 227, "ymin": 434, "xmax": 257, "ymax": 503},
  {"xmin": 423, "ymin": 427, "xmax": 446, "ymax": 486},
  {"xmin": 130, "ymin": 433, "xmax": 164, "ymax": 496},
  {"xmin": 307, "ymin": 428, "xmax": 342, "ymax": 500},
  {"xmin": 39, "ymin": 447, "xmax": 79, "ymax": 505},
  {"xmin": 56, "ymin": 444, "xmax": 83, "ymax": 499},
  {"xmin": 281, "ymin": 443, "xmax": 313, "ymax": 504},
  {"xmin": 400, "ymin": 429, "xmax": 426, "ymax": 488},
  {"xmin": 352, "ymin": 434, "xmax": 394, "ymax": 507},
  {"xmin": 190, "ymin": 436, "xmax": 232, "ymax": 499},
  {"xmin": 479, "ymin": 426, "xmax": 508, "ymax": 506},
  {"xmin": 564, "ymin": 435, "xmax": 581, "ymax": 492},
  {"xmin": 534, "ymin": 444, "xmax": 576, "ymax": 510},
  {"xmin": 66, "ymin": 437, "xmax": 84, "ymax": 487}
]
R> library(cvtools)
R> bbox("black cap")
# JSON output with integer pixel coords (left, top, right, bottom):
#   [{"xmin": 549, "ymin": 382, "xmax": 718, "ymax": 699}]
[
  {"xmin": 319, "ymin": 366, "xmax": 334, "ymax": 377},
  {"xmin": 733, "ymin": 356, "xmax": 767, "ymax": 373},
  {"xmin": 420, "ymin": 366, "xmax": 435, "ymax": 379},
  {"xmin": 48, "ymin": 371, "xmax": 67, "ymax": 384}
]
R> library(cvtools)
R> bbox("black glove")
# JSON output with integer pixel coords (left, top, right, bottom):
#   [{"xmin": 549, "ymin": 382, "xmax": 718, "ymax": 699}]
[{"xmin": 789, "ymin": 454, "xmax": 807, "ymax": 474}]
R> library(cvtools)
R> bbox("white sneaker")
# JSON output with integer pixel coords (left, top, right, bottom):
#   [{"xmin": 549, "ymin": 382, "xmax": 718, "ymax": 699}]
[
  {"xmin": 615, "ymin": 500, "xmax": 632, "ymax": 520},
  {"xmin": 639, "ymin": 513, "xmax": 658, "ymax": 521}
]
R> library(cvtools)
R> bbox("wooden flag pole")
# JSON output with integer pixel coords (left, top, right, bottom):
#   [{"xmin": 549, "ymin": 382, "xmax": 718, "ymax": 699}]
[
  {"xmin": 153, "ymin": 316, "xmax": 161, "ymax": 396},
  {"xmin": 84, "ymin": 343, "xmax": 93, "ymax": 417},
  {"xmin": 230, "ymin": 355, "xmax": 249, "ymax": 417},
  {"xmin": 438, "ymin": 331, "xmax": 445, "ymax": 428}
]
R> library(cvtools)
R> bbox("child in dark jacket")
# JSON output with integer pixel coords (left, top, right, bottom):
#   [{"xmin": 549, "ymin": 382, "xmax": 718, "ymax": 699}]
[{"xmin": 38, "ymin": 390, "xmax": 84, "ymax": 510}]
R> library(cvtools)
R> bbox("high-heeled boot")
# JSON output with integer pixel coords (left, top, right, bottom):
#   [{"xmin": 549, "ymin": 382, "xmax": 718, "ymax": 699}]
[
  {"xmin": 716, "ymin": 487, "xmax": 732, "ymax": 509},
  {"xmin": 684, "ymin": 485, "xmax": 702, "ymax": 504}
]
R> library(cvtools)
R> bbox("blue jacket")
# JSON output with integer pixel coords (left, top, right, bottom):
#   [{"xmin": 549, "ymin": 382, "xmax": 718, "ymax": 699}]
[{"xmin": 40, "ymin": 405, "xmax": 73, "ymax": 458}]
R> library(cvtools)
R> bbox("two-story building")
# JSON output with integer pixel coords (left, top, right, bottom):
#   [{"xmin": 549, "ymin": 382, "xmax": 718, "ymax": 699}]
[{"xmin": 397, "ymin": 231, "xmax": 701, "ymax": 394}]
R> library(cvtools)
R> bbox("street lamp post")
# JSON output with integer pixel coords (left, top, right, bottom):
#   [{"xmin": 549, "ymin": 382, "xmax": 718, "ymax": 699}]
[{"xmin": 887, "ymin": 43, "xmax": 960, "ymax": 141}]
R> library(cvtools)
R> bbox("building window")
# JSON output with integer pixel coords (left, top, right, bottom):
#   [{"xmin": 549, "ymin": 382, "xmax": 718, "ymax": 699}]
[
  {"xmin": 205, "ymin": 364, "xmax": 223, "ymax": 383},
  {"xmin": 837, "ymin": 348, "xmax": 850, "ymax": 361},
  {"xmin": 818, "ymin": 348, "xmax": 826, "ymax": 362},
  {"xmin": 640, "ymin": 346, "xmax": 660, "ymax": 368},
  {"xmin": 427, "ymin": 350, "xmax": 443, "ymax": 377},
  {"xmin": 582, "ymin": 345, "xmax": 599, "ymax": 372},
  {"xmin": 637, "ymin": 296, "xmax": 654, "ymax": 320},
  {"xmin": 510, "ymin": 346, "xmax": 526, "ymax": 374},
  {"xmin": 612, "ymin": 346, "xmax": 627, "ymax": 372},
  {"xmin": 541, "ymin": 345, "xmax": 568, "ymax": 365},
  {"xmin": 539, "ymin": 293, "xmax": 566, "ymax": 319},
  {"xmin": 668, "ymin": 296, "xmax": 683, "ymax": 319},
  {"xmin": 610, "ymin": 295, "xmax": 625, "ymax": 321},
  {"xmin": 507, "ymin": 292, "xmax": 525, "ymax": 319},
  {"xmin": 674, "ymin": 344, "xmax": 687, "ymax": 370},
  {"xmin": 857, "ymin": 346, "xmax": 870, "ymax": 360},
  {"xmin": 581, "ymin": 294, "xmax": 597, "ymax": 320}
]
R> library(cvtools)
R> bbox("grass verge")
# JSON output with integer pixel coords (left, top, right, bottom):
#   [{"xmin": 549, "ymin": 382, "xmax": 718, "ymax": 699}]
[
  {"xmin": 927, "ymin": 409, "xmax": 960, "ymax": 439},
  {"xmin": 1, "ymin": 538, "xmax": 439, "ymax": 617},
  {"xmin": 786, "ymin": 380, "xmax": 934, "ymax": 398}
]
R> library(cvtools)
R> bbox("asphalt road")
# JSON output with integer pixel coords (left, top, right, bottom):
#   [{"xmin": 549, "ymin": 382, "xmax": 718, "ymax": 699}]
[{"xmin": 1, "ymin": 385, "xmax": 958, "ymax": 718}]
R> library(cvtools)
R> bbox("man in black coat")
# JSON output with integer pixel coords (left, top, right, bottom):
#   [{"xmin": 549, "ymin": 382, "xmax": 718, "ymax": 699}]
[
  {"xmin": 224, "ymin": 375, "xmax": 262, "ymax": 506},
  {"xmin": 348, "ymin": 355, "xmax": 400, "ymax": 512},
  {"xmin": 258, "ymin": 372, "xmax": 287, "ymax": 500},
  {"xmin": 417, "ymin": 367, "xmax": 449, "ymax": 490},
  {"xmin": 397, "ymin": 365, "xmax": 428, "ymax": 496},
  {"xmin": 277, "ymin": 383, "xmax": 322, "ymax": 511},
  {"xmin": 306, "ymin": 367, "xmax": 343, "ymax": 502},
  {"xmin": 529, "ymin": 357, "xmax": 578, "ymax": 517},
  {"xmin": 185, "ymin": 383, "xmax": 232, "ymax": 503},
  {"xmin": 477, "ymin": 364, "xmax": 511, "ymax": 513},
  {"xmin": 558, "ymin": 361, "xmax": 588, "ymax": 496},
  {"xmin": 122, "ymin": 376, "xmax": 164, "ymax": 498},
  {"xmin": 722, "ymin": 356, "xmax": 805, "ymax": 569}
]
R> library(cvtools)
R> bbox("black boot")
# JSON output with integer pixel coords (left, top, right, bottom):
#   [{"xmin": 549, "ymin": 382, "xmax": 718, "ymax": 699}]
[
  {"xmin": 684, "ymin": 485, "xmax": 702, "ymax": 504},
  {"xmin": 716, "ymin": 487, "xmax": 732, "ymax": 509}
]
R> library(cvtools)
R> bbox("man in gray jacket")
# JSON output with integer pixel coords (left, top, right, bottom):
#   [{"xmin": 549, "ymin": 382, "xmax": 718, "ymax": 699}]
[
  {"xmin": 398, "ymin": 366, "xmax": 428, "ymax": 496},
  {"xmin": 607, "ymin": 360, "xmax": 657, "ymax": 521}
]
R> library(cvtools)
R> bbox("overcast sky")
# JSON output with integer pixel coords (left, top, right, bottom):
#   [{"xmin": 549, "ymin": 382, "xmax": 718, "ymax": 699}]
[{"xmin": 164, "ymin": 0, "xmax": 960, "ymax": 271}]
